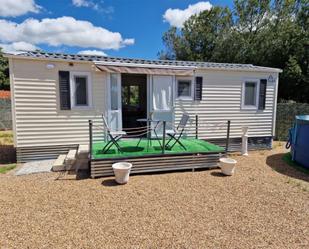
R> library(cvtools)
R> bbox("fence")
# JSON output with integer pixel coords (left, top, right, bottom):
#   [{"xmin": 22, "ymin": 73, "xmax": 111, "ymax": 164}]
[
  {"xmin": 88, "ymin": 116, "xmax": 231, "ymax": 158},
  {"xmin": 0, "ymin": 99, "xmax": 12, "ymax": 130},
  {"xmin": 275, "ymin": 102, "xmax": 309, "ymax": 141}
]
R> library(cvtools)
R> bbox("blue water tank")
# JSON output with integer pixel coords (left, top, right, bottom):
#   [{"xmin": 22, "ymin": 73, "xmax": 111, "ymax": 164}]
[{"xmin": 290, "ymin": 115, "xmax": 309, "ymax": 169}]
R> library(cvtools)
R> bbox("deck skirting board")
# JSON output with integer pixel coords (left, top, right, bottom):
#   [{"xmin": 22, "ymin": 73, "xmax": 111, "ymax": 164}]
[
  {"xmin": 208, "ymin": 136, "xmax": 272, "ymax": 152},
  {"xmin": 16, "ymin": 144, "xmax": 79, "ymax": 163},
  {"xmin": 90, "ymin": 153, "xmax": 222, "ymax": 178}
]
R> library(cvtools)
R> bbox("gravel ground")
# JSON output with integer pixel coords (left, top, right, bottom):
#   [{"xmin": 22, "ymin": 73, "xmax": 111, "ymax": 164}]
[{"xmin": 0, "ymin": 143, "xmax": 308, "ymax": 248}]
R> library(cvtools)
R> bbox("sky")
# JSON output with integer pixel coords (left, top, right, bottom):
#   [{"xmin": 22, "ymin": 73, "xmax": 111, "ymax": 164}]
[{"xmin": 0, "ymin": 0, "xmax": 233, "ymax": 59}]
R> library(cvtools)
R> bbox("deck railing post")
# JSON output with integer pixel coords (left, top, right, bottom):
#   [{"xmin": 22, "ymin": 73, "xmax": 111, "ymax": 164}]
[
  {"xmin": 241, "ymin": 126, "xmax": 249, "ymax": 156},
  {"xmin": 225, "ymin": 120, "xmax": 231, "ymax": 154},
  {"xmin": 195, "ymin": 115, "xmax": 198, "ymax": 139},
  {"xmin": 89, "ymin": 120, "xmax": 93, "ymax": 160},
  {"xmin": 162, "ymin": 121, "xmax": 166, "ymax": 154}
]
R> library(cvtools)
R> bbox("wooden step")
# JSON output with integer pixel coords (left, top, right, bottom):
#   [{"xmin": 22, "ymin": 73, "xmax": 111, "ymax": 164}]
[{"xmin": 52, "ymin": 154, "xmax": 66, "ymax": 171}]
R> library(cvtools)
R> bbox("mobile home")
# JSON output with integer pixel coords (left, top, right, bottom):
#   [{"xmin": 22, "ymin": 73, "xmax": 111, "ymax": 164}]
[{"xmin": 6, "ymin": 51, "xmax": 281, "ymax": 167}]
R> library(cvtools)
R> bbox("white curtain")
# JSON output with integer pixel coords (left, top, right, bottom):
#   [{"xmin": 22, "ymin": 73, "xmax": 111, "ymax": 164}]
[{"xmin": 152, "ymin": 76, "xmax": 173, "ymax": 111}]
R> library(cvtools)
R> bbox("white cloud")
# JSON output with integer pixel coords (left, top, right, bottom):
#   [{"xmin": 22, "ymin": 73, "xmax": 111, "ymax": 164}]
[
  {"xmin": 72, "ymin": 0, "xmax": 99, "ymax": 10},
  {"xmin": 72, "ymin": 0, "xmax": 90, "ymax": 7},
  {"xmin": 163, "ymin": 1, "xmax": 212, "ymax": 28},
  {"xmin": 78, "ymin": 50, "xmax": 107, "ymax": 56},
  {"xmin": 123, "ymin": 39, "xmax": 135, "ymax": 45},
  {"xmin": 72, "ymin": 0, "xmax": 114, "ymax": 13},
  {"xmin": 0, "ymin": 0, "xmax": 41, "ymax": 17},
  {"xmin": 0, "ymin": 16, "xmax": 135, "ymax": 50},
  {"xmin": 0, "ymin": 42, "xmax": 38, "ymax": 53}
]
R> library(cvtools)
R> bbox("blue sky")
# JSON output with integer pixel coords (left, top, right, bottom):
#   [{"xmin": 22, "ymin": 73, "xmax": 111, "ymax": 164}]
[{"xmin": 0, "ymin": 0, "xmax": 233, "ymax": 59}]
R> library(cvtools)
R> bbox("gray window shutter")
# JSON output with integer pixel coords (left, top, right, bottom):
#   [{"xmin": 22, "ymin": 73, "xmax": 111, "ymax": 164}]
[
  {"xmin": 59, "ymin": 71, "xmax": 71, "ymax": 110},
  {"xmin": 195, "ymin": 76, "xmax": 203, "ymax": 100},
  {"xmin": 258, "ymin": 79, "xmax": 267, "ymax": 110}
]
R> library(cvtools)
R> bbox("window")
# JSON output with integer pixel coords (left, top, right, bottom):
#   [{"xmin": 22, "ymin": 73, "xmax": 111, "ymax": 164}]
[
  {"xmin": 242, "ymin": 80, "xmax": 258, "ymax": 109},
  {"xmin": 74, "ymin": 76, "xmax": 88, "ymax": 105},
  {"xmin": 70, "ymin": 72, "xmax": 92, "ymax": 109},
  {"xmin": 177, "ymin": 79, "xmax": 193, "ymax": 99}
]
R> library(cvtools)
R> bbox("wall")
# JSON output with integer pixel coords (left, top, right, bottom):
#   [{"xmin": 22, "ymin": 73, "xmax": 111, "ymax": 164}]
[
  {"xmin": 11, "ymin": 58, "xmax": 106, "ymax": 149},
  {"xmin": 0, "ymin": 90, "xmax": 11, "ymax": 99},
  {"xmin": 175, "ymin": 69, "xmax": 279, "ymax": 140}
]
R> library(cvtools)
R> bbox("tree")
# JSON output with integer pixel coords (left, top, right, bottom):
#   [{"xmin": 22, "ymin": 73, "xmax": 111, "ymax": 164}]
[
  {"xmin": 160, "ymin": 0, "xmax": 309, "ymax": 103},
  {"xmin": 159, "ymin": 6, "xmax": 233, "ymax": 62},
  {"xmin": 0, "ymin": 48, "xmax": 9, "ymax": 90}
]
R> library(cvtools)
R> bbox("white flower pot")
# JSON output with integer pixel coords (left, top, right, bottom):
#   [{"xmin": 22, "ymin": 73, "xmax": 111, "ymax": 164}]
[
  {"xmin": 219, "ymin": 158, "xmax": 237, "ymax": 176},
  {"xmin": 112, "ymin": 162, "xmax": 132, "ymax": 184}
]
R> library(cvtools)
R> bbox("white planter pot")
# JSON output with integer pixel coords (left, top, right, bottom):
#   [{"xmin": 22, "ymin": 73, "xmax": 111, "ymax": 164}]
[
  {"xmin": 112, "ymin": 162, "xmax": 132, "ymax": 184},
  {"xmin": 219, "ymin": 158, "xmax": 237, "ymax": 176}
]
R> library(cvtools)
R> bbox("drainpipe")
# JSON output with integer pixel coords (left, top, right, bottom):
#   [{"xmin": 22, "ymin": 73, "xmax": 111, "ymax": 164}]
[{"xmin": 242, "ymin": 126, "xmax": 249, "ymax": 156}]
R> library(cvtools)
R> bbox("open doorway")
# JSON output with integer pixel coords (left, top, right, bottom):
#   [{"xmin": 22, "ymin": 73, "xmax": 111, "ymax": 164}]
[{"xmin": 121, "ymin": 74, "xmax": 147, "ymax": 129}]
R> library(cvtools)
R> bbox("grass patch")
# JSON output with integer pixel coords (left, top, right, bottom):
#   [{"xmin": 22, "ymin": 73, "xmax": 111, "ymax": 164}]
[
  {"xmin": 0, "ymin": 163, "xmax": 16, "ymax": 174},
  {"xmin": 92, "ymin": 138, "xmax": 224, "ymax": 159},
  {"xmin": 0, "ymin": 130, "xmax": 13, "ymax": 145},
  {"xmin": 282, "ymin": 153, "xmax": 309, "ymax": 175},
  {"xmin": 286, "ymin": 178, "xmax": 309, "ymax": 192}
]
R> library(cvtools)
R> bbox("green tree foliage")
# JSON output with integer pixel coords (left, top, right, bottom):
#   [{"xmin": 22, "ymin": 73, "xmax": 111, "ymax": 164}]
[
  {"xmin": 0, "ymin": 48, "xmax": 9, "ymax": 90},
  {"xmin": 160, "ymin": 0, "xmax": 309, "ymax": 103}
]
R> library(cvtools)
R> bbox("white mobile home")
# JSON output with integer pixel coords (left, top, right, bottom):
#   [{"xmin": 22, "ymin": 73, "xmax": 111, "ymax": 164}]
[{"xmin": 6, "ymin": 51, "xmax": 281, "ymax": 163}]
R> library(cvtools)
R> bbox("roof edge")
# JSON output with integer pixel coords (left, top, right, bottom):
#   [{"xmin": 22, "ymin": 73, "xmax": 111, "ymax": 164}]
[
  {"xmin": 4, "ymin": 53, "xmax": 92, "ymax": 64},
  {"xmin": 4, "ymin": 52, "xmax": 282, "ymax": 73}
]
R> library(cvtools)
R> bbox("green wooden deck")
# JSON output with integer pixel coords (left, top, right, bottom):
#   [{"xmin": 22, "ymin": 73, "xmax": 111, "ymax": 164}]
[{"xmin": 92, "ymin": 138, "xmax": 224, "ymax": 159}]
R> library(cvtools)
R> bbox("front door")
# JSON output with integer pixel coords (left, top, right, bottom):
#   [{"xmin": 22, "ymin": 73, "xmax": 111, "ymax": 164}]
[{"xmin": 121, "ymin": 74, "xmax": 147, "ymax": 129}]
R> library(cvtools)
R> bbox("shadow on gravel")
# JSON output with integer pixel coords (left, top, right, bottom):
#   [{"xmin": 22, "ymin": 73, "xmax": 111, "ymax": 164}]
[
  {"xmin": 76, "ymin": 170, "xmax": 90, "ymax": 180},
  {"xmin": 266, "ymin": 153, "xmax": 309, "ymax": 182},
  {"xmin": 210, "ymin": 171, "xmax": 229, "ymax": 177},
  {"xmin": 101, "ymin": 179, "xmax": 119, "ymax": 187},
  {"xmin": 55, "ymin": 170, "xmax": 90, "ymax": 181}
]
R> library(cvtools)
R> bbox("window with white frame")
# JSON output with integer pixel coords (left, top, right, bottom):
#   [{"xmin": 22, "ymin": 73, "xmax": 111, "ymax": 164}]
[
  {"xmin": 71, "ymin": 72, "xmax": 92, "ymax": 109},
  {"xmin": 177, "ymin": 79, "xmax": 193, "ymax": 99},
  {"xmin": 242, "ymin": 80, "xmax": 258, "ymax": 109}
]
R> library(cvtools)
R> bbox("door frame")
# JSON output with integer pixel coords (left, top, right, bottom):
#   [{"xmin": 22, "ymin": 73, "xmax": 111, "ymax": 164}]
[
  {"xmin": 106, "ymin": 72, "xmax": 122, "ymax": 131},
  {"xmin": 106, "ymin": 73, "xmax": 176, "ymax": 131}
]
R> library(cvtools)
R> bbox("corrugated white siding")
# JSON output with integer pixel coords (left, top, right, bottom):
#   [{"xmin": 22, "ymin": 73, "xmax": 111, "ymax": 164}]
[
  {"xmin": 11, "ymin": 58, "xmax": 278, "ymax": 149},
  {"xmin": 11, "ymin": 59, "xmax": 106, "ymax": 147},
  {"xmin": 175, "ymin": 70, "xmax": 278, "ymax": 139}
]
